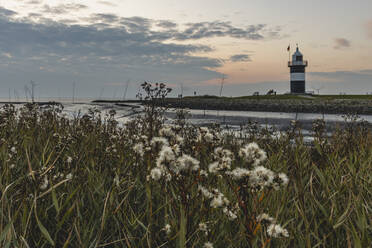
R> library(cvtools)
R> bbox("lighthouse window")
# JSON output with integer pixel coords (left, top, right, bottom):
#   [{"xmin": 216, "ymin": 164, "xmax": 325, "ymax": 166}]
[{"xmin": 296, "ymin": 56, "xmax": 303, "ymax": 61}]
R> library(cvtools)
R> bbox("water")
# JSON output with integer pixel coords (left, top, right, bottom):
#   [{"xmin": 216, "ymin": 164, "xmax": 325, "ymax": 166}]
[{"xmin": 2, "ymin": 101, "xmax": 372, "ymax": 133}]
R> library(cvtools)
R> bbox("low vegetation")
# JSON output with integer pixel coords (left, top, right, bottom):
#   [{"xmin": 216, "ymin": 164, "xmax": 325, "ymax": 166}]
[{"xmin": 0, "ymin": 83, "xmax": 371, "ymax": 247}]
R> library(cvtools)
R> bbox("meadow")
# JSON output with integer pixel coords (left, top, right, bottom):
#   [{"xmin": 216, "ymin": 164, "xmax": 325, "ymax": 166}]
[{"xmin": 0, "ymin": 83, "xmax": 371, "ymax": 247}]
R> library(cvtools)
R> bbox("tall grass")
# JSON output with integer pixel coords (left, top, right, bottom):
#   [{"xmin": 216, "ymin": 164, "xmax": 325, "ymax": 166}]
[{"xmin": 0, "ymin": 85, "xmax": 371, "ymax": 247}]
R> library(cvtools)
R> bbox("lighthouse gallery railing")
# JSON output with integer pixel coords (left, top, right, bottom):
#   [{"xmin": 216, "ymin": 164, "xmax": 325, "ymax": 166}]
[{"xmin": 288, "ymin": 61, "xmax": 308, "ymax": 66}]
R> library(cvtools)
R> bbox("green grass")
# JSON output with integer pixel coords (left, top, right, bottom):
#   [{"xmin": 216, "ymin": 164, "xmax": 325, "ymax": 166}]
[{"xmin": 0, "ymin": 103, "xmax": 371, "ymax": 247}]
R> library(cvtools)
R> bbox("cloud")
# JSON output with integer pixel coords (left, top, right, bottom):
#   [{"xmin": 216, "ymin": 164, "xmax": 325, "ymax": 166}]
[
  {"xmin": 333, "ymin": 38, "xmax": 351, "ymax": 49},
  {"xmin": 97, "ymin": 1, "xmax": 118, "ymax": 7},
  {"xmin": 0, "ymin": 6, "xmax": 284, "ymax": 97},
  {"xmin": 174, "ymin": 21, "xmax": 266, "ymax": 40},
  {"xmin": 0, "ymin": 7, "xmax": 17, "ymax": 17},
  {"xmin": 25, "ymin": 0, "xmax": 43, "ymax": 4},
  {"xmin": 156, "ymin": 20, "xmax": 178, "ymax": 29},
  {"xmin": 230, "ymin": 54, "xmax": 252, "ymax": 62},
  {"xmin": 366, "ymin": 20, "xmax": 372, "ymax": 39},
  {"xmin": 0, "ymin": 7, "xmax": 224, "ymax": 97},
  {"xmin": 42, "ymin": 3, "xmax": 88, "ymax": 15}
]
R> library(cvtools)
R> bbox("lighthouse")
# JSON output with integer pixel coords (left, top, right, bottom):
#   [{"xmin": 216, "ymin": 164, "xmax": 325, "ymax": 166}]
[{"xmin": 288, "ymin": 46, "xmax": 308, "ymax": 94}]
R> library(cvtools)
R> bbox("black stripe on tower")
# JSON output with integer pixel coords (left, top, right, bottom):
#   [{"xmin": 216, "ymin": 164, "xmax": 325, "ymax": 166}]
[
  {"xmin": 290, "ymin": 67, "xmax": 305, "ymax": 73},
  {"xmin": 290, "ymin": 81, "xmax": 305, "ymax": 93}
]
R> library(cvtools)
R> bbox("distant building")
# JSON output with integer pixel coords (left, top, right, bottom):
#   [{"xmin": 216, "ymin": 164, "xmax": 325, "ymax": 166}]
[{"xmin": 288, "ymin": 46, "xmax": 308, "ymax": 94}]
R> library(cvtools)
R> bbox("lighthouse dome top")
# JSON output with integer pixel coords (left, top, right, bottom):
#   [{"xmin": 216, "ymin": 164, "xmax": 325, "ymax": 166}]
[
  {"xmin": 292, "ymin": 47, "xmax": 303, "ymax": 56},
  {"xmin": 292, "ymin": 46, "xmax": 304, "ymax": 62}
]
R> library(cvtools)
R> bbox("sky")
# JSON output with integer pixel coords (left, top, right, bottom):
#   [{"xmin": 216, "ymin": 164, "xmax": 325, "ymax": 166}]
[{"xmin": 1, "ymin": 0, "xmax": 372, "ymax": 100}]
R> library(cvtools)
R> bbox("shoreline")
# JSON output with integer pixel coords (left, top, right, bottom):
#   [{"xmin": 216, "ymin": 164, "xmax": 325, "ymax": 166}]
[{"xmin": 93, "ymin": 97, "xmax": 372, "ymax": 115}]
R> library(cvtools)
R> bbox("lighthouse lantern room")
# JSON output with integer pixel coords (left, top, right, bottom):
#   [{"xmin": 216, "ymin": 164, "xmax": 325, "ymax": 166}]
[{"xmin": 288, "ymin": 46, "xmax": 308, "ymax": 94}]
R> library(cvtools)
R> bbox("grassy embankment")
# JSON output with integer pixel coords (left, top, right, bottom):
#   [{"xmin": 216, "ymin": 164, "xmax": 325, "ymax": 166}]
[
  {"xmin": 94, "ymin": 94, "xmax": 372, "ymax": 114},
  {"xmin": 1, "ymin": 87, "xmax": 371, "ymax": 247}
]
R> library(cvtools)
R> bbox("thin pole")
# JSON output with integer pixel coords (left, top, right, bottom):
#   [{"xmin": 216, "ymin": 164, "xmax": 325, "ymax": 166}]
[{"xmin": 72, "ymin": 81, "xmax": 76, "ymax": 104}]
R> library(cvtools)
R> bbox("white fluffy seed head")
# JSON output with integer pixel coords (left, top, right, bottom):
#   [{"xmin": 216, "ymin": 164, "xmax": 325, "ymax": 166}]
[
  {"xmin": 177, "ymin": 154, "xmax": 200, "ymax": 172},
  {"xmin": 150, "ymin": 168, "xmax": 163, "ymax": 181},
  {"xmin": 267, "ymin": 224, "xmax": 289, "ymax": 238},
  {"xmin": 163, "ymin": 224, "xmax": 171, "ymax": 235},
  {"xmin": 226, "ymin": 167, "xmax": 251, "ymax": 180},
  {"xmin": 239, "ymin": 142, "xmax": 267, "ymax": 166},
  {"xmin": 133, "ymin": 143, "xmax": 144, "ymax": 157},
  {"xmin": 150, "ymin": 137, "xmax": 169, "ymax": 148},
  {"xmin": 204, "ymin": 242, "xmax": 213, "ymax": 248},
  {"xmin": 256, "ymin": 213, "xmax": 275, "ymax": 224}
]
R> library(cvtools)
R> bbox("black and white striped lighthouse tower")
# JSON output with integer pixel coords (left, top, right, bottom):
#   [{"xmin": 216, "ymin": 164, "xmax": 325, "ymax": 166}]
[{"xmin": 288, "ymin": 45, "xmax": 308, "ymax": 94}]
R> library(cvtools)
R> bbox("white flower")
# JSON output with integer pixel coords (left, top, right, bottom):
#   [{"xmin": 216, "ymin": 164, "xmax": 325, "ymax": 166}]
[
  {"xmin": 223, "ymin": 207, "xmax": 238, "ymax": 220},
  {"xmin": 267, "ymin": 224, "xmax": 289, "ymax": 238},
  {"xmin": 163, "ymin": 224, "xmax": 171, "ymax": 235},
  {"xmin": 200, "ymin": 169, "xmax": 208, "ymax": 177},
  {"xmin": 10, "ymin": 147, "xmax": 17, "ymax": 153},
  {"xmin": 278, "ymin": 173, "xmax": 289, "ymax": 186},
  {"xmin": 114, "ymin": 174, "xmax": 120, "ymax": 186},
  {"xmin": 133, "ymin": 143, "xmax": 144, "ymax": 157},
  {"xmin": 208, "ymin": 162, "xmax": 219, "ymax": 173},
  {"xmin": 66, "ymin": 173, "xmax": 73, "ymax": 180},
  {"xmin": 198, "ymin": 185, "xmax": 213, "ymax": 199},
  {"xmin": 10, "ymin": 164, "xmax": 16, "ymax": 169},
  {"xmin": 256, "ymin": 213, "xmax": 275, "ymax": 224},
  {"xmin": 67, "ymin": 156, "xmax": 73, "ymax": 163},
  {"xmin": 204, "ymin": 241, "xmax": 213, "ymax": 248},
  {"xmin": 40, "ymin": 176, "xmax": 49, "ymax": 190},
  {"xmin": 150, "ymin": 168, "xmax": 163, "ymax": 181},
  {"xmin": 210, "ymin": 191, "xmax": 228, "ymax": 208},
  {"xmin": 199, "ymin": 222, "xmax": 208, "ymax": 232}
]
